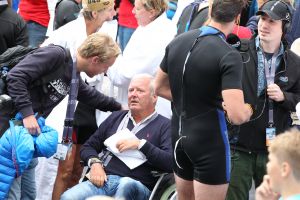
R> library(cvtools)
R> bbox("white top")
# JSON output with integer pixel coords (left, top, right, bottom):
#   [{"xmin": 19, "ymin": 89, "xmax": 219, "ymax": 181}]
[
  {"xmin": 42, "ymin": 15, "xmax": 118, "ymax": 87},
  {"xmin": 107, "ymin": 12, "xmax": 176, "ymax": 118}
]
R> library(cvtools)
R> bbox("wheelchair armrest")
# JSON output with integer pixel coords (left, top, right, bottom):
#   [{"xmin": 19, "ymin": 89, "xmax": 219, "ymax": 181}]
[{"xmin": 151, "ymin": 171, "xmax": 168, "ymax": 178}]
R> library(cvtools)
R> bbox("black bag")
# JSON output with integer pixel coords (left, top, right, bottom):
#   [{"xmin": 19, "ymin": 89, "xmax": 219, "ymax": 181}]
[
  {"xmin": 0, "ymin": 45, "xmax": 71, "ymax": 137},
  {"xmin": 0, "ymin": 45, "xmax": 70, "ymax": 95},
  {"xmin": 0, "ymin": 45, "xmax": 37, "ymax": 94}
]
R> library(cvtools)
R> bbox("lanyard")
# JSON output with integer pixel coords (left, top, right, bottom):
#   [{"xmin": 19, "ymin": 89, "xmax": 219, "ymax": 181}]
[
  {"xmin": 264, "ymin": 54, "xmax": 277, "ymax": 126},
  {"xmin": 62, "ymin": 62, "xmax": 80, "ymax": 142},
  {"xmin": 117, "ymin": 112, "xmax": 158, "ymax": 134}
]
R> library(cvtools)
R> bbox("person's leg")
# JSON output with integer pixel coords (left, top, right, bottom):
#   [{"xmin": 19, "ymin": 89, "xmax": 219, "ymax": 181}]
[
  {"xmin": 226, "ymin": 150, "xmax": 254, "ymax": 200},
  {"xmin": 117, "ymin": 25, "xmax": 135, "ymax": 52},
  {"xmin": 52, "ymin": 144, "xmax": 79, "ymax": 200},
  {"xmin": 118, "ymin": 25, "xmax": 125, "ymax": 52},
  {"xmin": 194, "ymin": 181, "xmax": 228, "ymax": 200},
  {"xmin": 21, "ymin": 158, "xmax": 38, "ymax": 199},
  {"xmin": 121, "ymin": 26, "xmax": 135, "ymax": 50},
  {"xmin": 26, "ymin": 21, "xmax": 47, "ymax": 47},
  {"xmin": 61, "ymin": 180, "xmax": 105, "ymax": 200},
  {"xmin": 69, "ymin": 144, "xmax": 84, "ymax": 187},
  {"xmin": 114, "ymin": 177, "xmax": 151, "ymax": 200},
  {"xmin": 174, "ymin": 174, "xmax": 195, "ymax": 200},
  {"xmin": 61, "ymin": 175, "xmax": 120, "ymax": 200},
  {"xmin": 7, "ymin": 176, "xmax": 21, "ymax": 200},
  {"xmin": 253, "ymin": 152, "xmax": 268, "ymax": 188}
]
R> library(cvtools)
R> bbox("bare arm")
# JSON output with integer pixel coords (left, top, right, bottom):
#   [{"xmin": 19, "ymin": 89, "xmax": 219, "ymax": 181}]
[
  {"xmin": 222, "ymin": 89, "xmax": 252, "ymax": 125},
  {"xmin": 154, "ymin": 68, "xmax": 172, "ymax": 101}
]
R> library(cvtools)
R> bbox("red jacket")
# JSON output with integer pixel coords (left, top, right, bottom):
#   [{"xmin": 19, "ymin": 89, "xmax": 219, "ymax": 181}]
[
  {"xmin": 19, "ymin": 0, "xmax": 50, "ymax": 27},
  {"xmin": 118, "ymin": 0, "xmax": 138, "ymax": 29}
]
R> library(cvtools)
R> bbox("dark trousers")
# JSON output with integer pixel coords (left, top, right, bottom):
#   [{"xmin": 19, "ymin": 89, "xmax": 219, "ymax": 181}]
[{"xmin": 226, "ymin": 149, "xmax": 267, "ymax": 200}]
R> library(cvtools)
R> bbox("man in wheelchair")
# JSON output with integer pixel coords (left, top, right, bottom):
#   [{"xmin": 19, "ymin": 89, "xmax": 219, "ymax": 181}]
[{"xmin": 61, "ymin": 74, "xmax": 173, "ymax": 200}]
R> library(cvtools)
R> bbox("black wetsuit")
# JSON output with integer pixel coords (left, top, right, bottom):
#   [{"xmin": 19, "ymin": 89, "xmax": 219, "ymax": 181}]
[{"xmin": 160, "ymin": 27, "xmax": 243, "ymax": 184}]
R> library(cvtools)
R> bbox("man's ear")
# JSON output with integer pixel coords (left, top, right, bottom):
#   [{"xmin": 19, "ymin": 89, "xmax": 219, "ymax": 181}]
[
  {"xmin": 281, "ymin": 161, "xmax": 291, "ymax": 178},
  {"xmin": 92, "ymin": 11, "xmax": 98, "ymax": 19},
  {"xmin": 152, "ymin": 93, "xmax": 158, "ymax": 104},
  {"xmin": 91, "ymin": 56, "xmax": 100, "ymax": 64}
]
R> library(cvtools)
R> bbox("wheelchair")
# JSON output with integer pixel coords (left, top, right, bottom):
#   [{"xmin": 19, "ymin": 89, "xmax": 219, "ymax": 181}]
[
  {"xmin": 148, "ymin": 171, "xmax": 176, "ymax": 200},
  {"xmin": 79, "ymin": 164, "xmax": 177, "ymax": 200}
]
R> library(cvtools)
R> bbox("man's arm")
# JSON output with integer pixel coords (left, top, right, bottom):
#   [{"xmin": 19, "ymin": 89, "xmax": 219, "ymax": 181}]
[
  {"xmin": 139, "ymin": 120, "xmax": 173, "ymax": 172},
  {"xmin": 6, "ymin": 46, "xmax": 65, "ymax": 134},
  {"xmin": 80, "ymin": 113, "xmax": 119, "ymax": 187},
  {"xmin": 222, "ymin": 89, "xmax": 253, "ymax": 125},
  {"xmin": 268, "ymin": 82, "xmax": 300, "ymax": 112},
  {"xmin": 115, "ymin": 118, "xmax": 173, "ymax": 172},
  {"xmin": 80, "ymin": 126, "xmax": 108, "ymax": 163},
  {"xmin": 77, "ymin": 78, "xmax": 122, "ymax": 112},
  {"xmin": 154, "ymin": 68, "xmax": 173, "ymax": 101}
]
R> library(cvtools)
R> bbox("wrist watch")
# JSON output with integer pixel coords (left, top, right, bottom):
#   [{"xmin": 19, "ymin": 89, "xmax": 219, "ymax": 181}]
[{"xmin": 89, "ymin": 157, "xmax": 103, "ymax": 167}]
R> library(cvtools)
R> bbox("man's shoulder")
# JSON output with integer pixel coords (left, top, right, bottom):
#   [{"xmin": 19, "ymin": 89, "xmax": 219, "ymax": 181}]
[
  {"xmin": 286, "ymin": 48, "xmax": 300, "ymax": 61},
  {"xmin": 37, "ymin": 45, "xmax": 67, "ymax": 58},
  {"xmin": 156, "ymin": 114, "xmax": 170, "ymax": 122},
  {"xmin": 153, "ymin": 114, "xmax": 171, "ymax": 127},
  {"xmin": 167, "ymin": 29, "xmax": 200, "ymax": 53},
  {"xmin": 110, "ymin": 110, "xmax": 128, "ymax": 119},
  {"xmin": 285, "ymin": 49, "xmax": 300, "ymax": 71}
]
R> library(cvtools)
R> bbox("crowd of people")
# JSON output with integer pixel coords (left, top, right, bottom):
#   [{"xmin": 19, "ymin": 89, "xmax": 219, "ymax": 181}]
[{"xmin": 1, "ymin": 0, "xmax": 300, "ymax": 199}]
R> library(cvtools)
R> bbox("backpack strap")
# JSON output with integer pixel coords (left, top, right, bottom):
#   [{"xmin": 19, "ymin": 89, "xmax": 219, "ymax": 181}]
[
  {"xmin": 239, "ymin": 39, "xmax": 251, "ymax": 63},
  {"xmin": 239, "ymin": 39, "xmax": 250, "ymax": 52}
]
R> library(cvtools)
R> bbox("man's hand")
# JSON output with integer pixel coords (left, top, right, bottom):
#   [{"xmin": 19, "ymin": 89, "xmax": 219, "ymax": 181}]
[
  {"xmin": 116, "ymin": 139, "xmax": 140, "ymax": 152},
  {"xmin": 255, "ymin": 175, "xmax": 280, "ymax": 200},
  {"xmin": 23, "ymin": 115, "xmax": 41, "ymax": 135},
  {"xmin": 267, "ymin": 84, "xmax": 285, "ymax": 102},
  {"xmin": 90, "ymin": 163, "xmax": 107, "ymax": 187}
]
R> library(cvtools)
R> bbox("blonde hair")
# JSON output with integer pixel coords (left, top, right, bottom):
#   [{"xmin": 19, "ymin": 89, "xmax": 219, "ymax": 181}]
[
  {"xmin": 141, "ymin": 0, "xmax": 168, "ymax": 16},
  {"xmin": 269, "ymin": 128, "xmax": 300, "ymax": 180},
  {"xmin": 78, "ymin": 32, "xmax": 121, "ymax": 62},
  {"xmin": 82, "ymin": 7, "xmax": 111, "ymax": 21},
  {"xmin": 81, "ymin": 0, "xmax": 114, "ymax": 20}
]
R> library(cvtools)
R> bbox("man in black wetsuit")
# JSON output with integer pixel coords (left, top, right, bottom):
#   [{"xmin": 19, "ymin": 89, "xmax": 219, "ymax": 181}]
[{"xmin": 154, "ymin": 0, "xmax": 253, "ymax": 199}]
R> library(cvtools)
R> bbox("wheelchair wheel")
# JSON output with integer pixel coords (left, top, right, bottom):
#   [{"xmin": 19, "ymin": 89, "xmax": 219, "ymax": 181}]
[
  {"xmin": 152, "ymin": 174, "xmax": 176, "ymax": 200},
  {"xmin": 159, "ymin": 183, "xmax": 176, "ymax": 200}
]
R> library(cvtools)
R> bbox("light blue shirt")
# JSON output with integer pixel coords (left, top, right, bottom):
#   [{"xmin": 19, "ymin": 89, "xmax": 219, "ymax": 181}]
[{"xmin": 255, "ymin": 36, "xmax": 284, "ymax": 96}]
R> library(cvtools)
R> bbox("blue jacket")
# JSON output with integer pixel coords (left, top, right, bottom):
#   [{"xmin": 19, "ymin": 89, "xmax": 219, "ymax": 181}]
[{"xmin": 0, "ymin": 117, "xmax": 58, "ymax": 199}]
